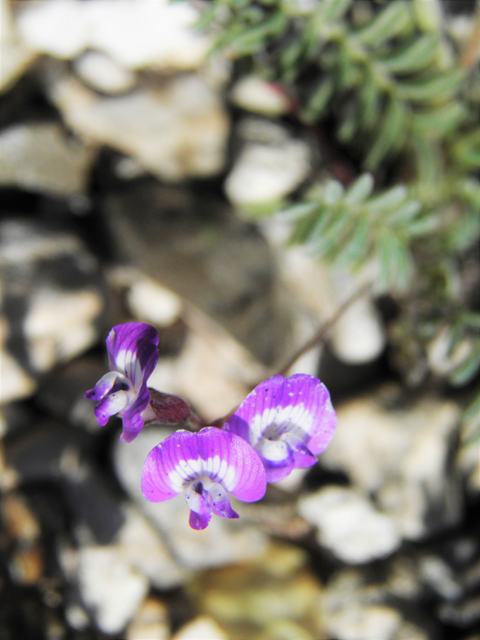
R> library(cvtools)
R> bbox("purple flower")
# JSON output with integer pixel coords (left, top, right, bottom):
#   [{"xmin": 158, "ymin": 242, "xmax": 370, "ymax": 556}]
[
  {"xmin": 223, "ymin": 374, "xmax": 337, "ymax": 483},
  {"xmin": 141, "ymin": 427, "xmax": 267, "ymax": 530},
  {"xmin": 85, "ymin": 323, "xmax": 159, "ymax": 443}
]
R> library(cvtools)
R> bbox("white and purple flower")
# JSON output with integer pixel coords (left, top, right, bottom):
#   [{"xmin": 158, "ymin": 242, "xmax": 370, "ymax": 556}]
[
  {"xmin": 84, "ymin": 322, "xmax": 159, "ymax": 443},
  {"xmin": 223, "ymin": 374, "xmax": 337, "ymax": 483},
  {"xmin": 141, "ymin": 427, "xmax": 267, "ymax": 530}
]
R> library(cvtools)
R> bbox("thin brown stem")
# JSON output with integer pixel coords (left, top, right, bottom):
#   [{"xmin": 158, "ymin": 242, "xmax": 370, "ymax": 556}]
[
  {"xmin": 276, "ymin": 281, "xmax": 373, "ymax": 377},
  {"xmin": 212, "ymin": 281, "xmax": 373, "ymax": 428}
]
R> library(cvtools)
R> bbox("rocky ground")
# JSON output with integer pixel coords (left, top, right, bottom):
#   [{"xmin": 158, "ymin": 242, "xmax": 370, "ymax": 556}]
[{"xmin": 1, "ymin": 1, "xmax": 479, "ymax": 639}]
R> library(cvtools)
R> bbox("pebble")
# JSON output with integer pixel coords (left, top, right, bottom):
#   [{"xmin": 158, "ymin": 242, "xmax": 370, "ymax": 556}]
[
  {"xmin": 0, "ymin": 0, "xmax": 36, "ymax": 91},
  {"xmin": 126, "ymin": 273, "xmax": 183, "ymax": 328},
  {"xmin": 321, "ymin": 387, "xmax": 463, "ymax": 539},
  {"xmin": 76, "ymin": 544, "xmax": 149, "ymax": 635},
  {"xmin": 73, "ymin": 50, "xmax": 136, "ymax": 94},
  {"xmin": 225, "ymin": 118, "xmax": 311, "ymax": 209},
  {"xmin": 299, "ymin": 486, "xmax": 401, "ymax": 564},
  {"xmin": 0, "ymin": 218, "xmax": 104, "ymax": 381},
  {"xmin": 126, "ymin": 598, "xmax": 170, "ymax": 640},
  {"xmin": 0, "ymin": 121, "xmax": 96, "ymax": 196},
  {"xmin": 230, "ymin": 75, "xmax": 291, "ymax": 117},
  {"xmin": 172, "ymin": 616, "xmax": 229, "ymax": 640},
  {"xmin": 47, "ymin": 70, "xmax": 229, "ymax": 181},
  {"xmin": 15, "ymin": 0, "xmax": 210, "ymax": 71}
]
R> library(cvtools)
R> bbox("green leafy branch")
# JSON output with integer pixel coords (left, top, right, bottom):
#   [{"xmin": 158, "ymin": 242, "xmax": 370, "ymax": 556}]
[{"xmin": 200, "ymin": 0, "xmax": 477, "ymax": 169}]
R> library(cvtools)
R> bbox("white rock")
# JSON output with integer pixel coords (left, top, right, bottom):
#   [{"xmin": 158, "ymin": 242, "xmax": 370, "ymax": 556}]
[
  {"xmin": 76, "ymin": 545, "xmax": 149, "ymax": 635},
  {"xmin": 323, "ymin": 603, "xmax": 402, "ymax": 640},
  {"xmin": 0, "ymin": 122, "xmax": 96, "ymax": 196},
  {"xmin": 126, "ymin": 276, "xmax": 182, "ymax": 327},
  {"xmin": 298, "ymin": 486, "xmax": 401, "ymax": 564},
  {"xmin": 48, "ymin": 71, "xmax": 229, "ymax": 181},
  {"xmin": 0, "ymin": 0, "xmax": 37, "ymax": 92},
  {"xmin": 230, "ymin": 75, "xmax": 291, "ymax": 116},
  {"xmin": 147, "ymin": 303, "xmax": 266, "ymax": 421},
  {"xmin": 225, "ymin": 120, "xmax": 311, "ymax": 207},
  {"xmin": 114, "ymin": 427, "xmax": 268, "ymax": 571},
  {"xmin": 127, "ymin": 598, "xmax": 170, "ymax": 640},
  {"xmin": 0, "ymin": 348, "xmax": 36, "ymax": 405},
  {"xmin": 172, "ymin": 616, "xmax": 228, "ymax": 640},
  {"xmin": 24, "ymin": 289, "xmax": 103, "ymax": 372},
  {"xmin": 16, "ymin": 0, "xmax": 210, "ymax": 71},
  {"xmin": 73, "ymin": 50, "xmax": 136, "ymax": 94},
  {"xmin": 15, "ymin": 0, "xmax": 87, "ymax": 59},
  {"xmin": 117, "ymin": 506, "xmax": 191, "ymax": 590},
  {"xmin": 322, "ymin": 390, "xmax": 462, "ymax": 539}
]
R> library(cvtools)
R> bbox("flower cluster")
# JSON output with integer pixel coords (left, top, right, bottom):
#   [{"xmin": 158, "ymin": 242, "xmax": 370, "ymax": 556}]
[{"xmin": 86, "ymin": 323, "xmax": 337, "ymax": 530}]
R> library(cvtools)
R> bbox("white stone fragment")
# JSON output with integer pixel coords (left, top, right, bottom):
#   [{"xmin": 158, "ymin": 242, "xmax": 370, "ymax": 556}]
[
  {"xmin": 117, "ymin": 506, "xmax": 191, "ymax": 590},
  {"xmin": 299, "ymin": 486, "xmax": 401, "ymax": 564},
  {"xmin": 172, "ymin": 616, "xmax": 229, "ymax": 640},
  {"xmin": 48, "ymin": 71, "xmax": 229, "ymax": 181},
  {"xmin": 0, "ymin": 349, "xmax": 36, "ymax": 404},
  {"xmin": 127, "ymin": 277, "xmax": 182, "ymax": 327},
  {"xmin": 127, "ymin": 598, "xmax": 170, "ymax": 640},
  {"xmin": 24, "ymin": 289, "xmax": 102, "ymax": 372},
  {"xmin": 225, "ymin": 123, "xmax": 311, "ymax": 206},
  {"xmin": 0, "ymin": 0, "xmax": 37, "ymax": 92},
  {"xmin": 15, "ymin": 0, "xmax": 210, "ymax": 71},
  {"xmin": 77, "ymin": 545, "xmax": 149, "ymax": 635},
  {"xmin": 230, "ymin": 75, "xmax": 291, "ymax": 116},
  {"xmin": 322, "ymin": 391, "xmax": 462, "ymax": 539},
  {"xmin": 0, "ymin": 122, "xmax": 96, "ymax": 196},
  {"xmin": 73, "ymin": 50, "xmax": 136, "ymax": 94}
]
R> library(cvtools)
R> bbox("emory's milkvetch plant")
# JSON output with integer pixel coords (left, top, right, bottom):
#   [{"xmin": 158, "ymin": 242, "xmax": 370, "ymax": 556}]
[{"xmin": 85, "ymin": 322, "xmax": 337, "ymax": 530}]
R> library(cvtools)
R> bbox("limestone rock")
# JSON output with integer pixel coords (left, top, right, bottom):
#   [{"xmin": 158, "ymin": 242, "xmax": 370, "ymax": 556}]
[
  {"xmin": 73, "ymin": 50, "xmax": 136, "ymax": 94},
  {"xmin": 173, "ymin": 617, "xmax": 229, "ymax": 640},
  {"xmin": 0, "ymin": 121, "xmax": 95, "ymax": 196},
  {"xmin": 321, "ymin": 389, "xmax": 463, "ymax": 539},
  {"xmin": 225, "ymin": 118, "xmax": 312, "ymax": 209},
  {"xmin": 15, "ymin": 0, "xmax": 210, "ymax": 71},
  {"xmin": 0, "ymin": 0, "xmax": 36, "ymax": 92},
  {"xmin": 47, "ymin": 69, "xmax": 229, "ymax": 181},
  {"xmin": 298, "ymin": 486, "xmax": 401, "ymax": 564},
  {"xmin": 127, "ymin": 598, "xmax": 170, "ymax": 640},
  {"xmin": 230, "ymin": 75, "xmax": 291, "ymax": 117},
  {"xmin": 0, "ymin": 218, "xmax": 105, "ymax": 379}
]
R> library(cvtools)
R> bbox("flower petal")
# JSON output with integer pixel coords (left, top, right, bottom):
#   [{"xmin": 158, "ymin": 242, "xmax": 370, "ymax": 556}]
[
  {"xmin": 84, "ymin": 371, "xmax": 128, "ymax": 401},
  {"xmin": 207, "ymin": 482, "xmax": 239, "ymax": 520},
  {"xmin": 93, "ymin": 390, "xmax": 129, "ymax": 426},
  {"xmin": 225, "ymin": 374, "xmax": 336, "ymax": 455},
  {"xmin": 185, "ymin": 484, "xmax": 212, "ymax": 530},
  {"xmin": 141, "ymin": 428, "xmax": 267, "ymax": 506},
  {"xmin": 196, "ymin": 428, "xmax": 267, "ymax": 503},
  {"xmin": 141, "ymin": 430, "xmax": 196, "ymax": 502},
  {"xmin": 119, "ymin": 385, "xmax": 151, "ymax": 443},
  {"xmin": 106, "ymin": 323, "xmax": 159, "ymax": 390}
]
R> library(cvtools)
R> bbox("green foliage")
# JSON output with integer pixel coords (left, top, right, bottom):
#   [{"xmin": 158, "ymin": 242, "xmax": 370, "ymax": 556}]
[
  {"xmin": 201, "ymin": 0, "xmax": 477, "ymax": 169},
  {"xmin": 284, "ymin": 174, "xmax": 425, "ymax": 291},
  {"xmin": 199, "ymin": 0, "xmax": 480, "ymax": 441}
]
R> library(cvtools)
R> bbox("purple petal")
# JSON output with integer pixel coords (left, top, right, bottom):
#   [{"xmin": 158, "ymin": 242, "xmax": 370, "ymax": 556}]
[
  {"xmin": 119, "ymin": 385, "xmax": 152, "ymax": 443},
  {"xmin": 225, "ymin": 374, "xmax": 337, "ymax": 455},
  {"xmin": 185, "ymin": 485, "xmax": 212, "ymax": 530},
  {"xmin": 106, "ymin": 323, "xmax": 159, "ymax": 390},
  {"xmin": 206, "ymin": 483, "xmax": 239, "ymax": 520},
  {"xmin": 84, "ymin": 371, "xmax": 126, "ymax": 401},
  {"xmin": 141, "ymin": 428, "xmax": 266, "ymax": 505},
  {"xmin": 195, "ymin": 428, "xmax": 267, "ymax": 503},
  {"xmin": 94, "ymin": 391, "xmax": 129, "ymax": 427}
]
